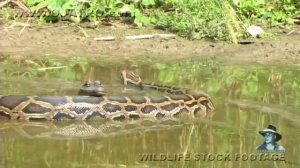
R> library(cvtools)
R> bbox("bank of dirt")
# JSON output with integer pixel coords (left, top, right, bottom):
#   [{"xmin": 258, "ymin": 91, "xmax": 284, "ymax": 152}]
[{"xmin": 1, "ymin": 21, "xmax": 300, "ymax": 64}]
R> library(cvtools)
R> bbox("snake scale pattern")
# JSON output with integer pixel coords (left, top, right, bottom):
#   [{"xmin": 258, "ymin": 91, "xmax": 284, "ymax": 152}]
[{"xmin": 0, "ymin": 71, "xmax": 214, "ymax": 120}]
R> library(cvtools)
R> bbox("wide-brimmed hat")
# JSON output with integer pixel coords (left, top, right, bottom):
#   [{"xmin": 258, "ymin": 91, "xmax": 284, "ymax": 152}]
[{"xmin": 259, "ymin": 125, "xmax": 282, "ymax": 141}]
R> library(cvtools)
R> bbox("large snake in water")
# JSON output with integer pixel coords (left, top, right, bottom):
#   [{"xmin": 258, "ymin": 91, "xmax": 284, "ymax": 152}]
[{"xmin": 0, "ymin": 70, "xmax": 214, "ymax": 121}]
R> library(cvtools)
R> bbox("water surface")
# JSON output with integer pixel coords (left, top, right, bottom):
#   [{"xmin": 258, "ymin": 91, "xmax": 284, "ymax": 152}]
[{"xmin": 0, "ymin": 57, "xmax": 299, "ymax": 168}]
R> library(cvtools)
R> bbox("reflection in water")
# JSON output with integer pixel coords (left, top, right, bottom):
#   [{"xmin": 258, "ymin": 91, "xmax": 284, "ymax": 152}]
[
  {"xmin": 228, "ymin": 99, "xmax": 300, "ymax": 127},
  {"xmin": 0, "ymin": 120, "xmax": 210, "ymax": 140},
  {"xmin": 1, "ymin": 120, "xmax": 216, "ymax": 168},
  {"xmin": 1, "ymin": 57, "xmax": 300, "ymax": 167}
]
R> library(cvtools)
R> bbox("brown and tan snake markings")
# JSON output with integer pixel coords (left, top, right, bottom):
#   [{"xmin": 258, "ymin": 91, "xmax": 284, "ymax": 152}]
[{"xmin": 0, "ymin": 70, "xmax": 214, "ymax": 120}]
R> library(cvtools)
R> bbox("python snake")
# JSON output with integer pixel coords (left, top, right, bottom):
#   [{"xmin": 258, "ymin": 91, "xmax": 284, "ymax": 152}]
[{"xmin": 0, "ymin": 70, "xmax": 214, "ymax": 120}]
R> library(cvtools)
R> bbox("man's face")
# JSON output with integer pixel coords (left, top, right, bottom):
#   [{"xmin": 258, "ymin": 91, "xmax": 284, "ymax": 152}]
[{"xmin": 264, "ymin": 132, "xmax": 275, "ymax": 143}]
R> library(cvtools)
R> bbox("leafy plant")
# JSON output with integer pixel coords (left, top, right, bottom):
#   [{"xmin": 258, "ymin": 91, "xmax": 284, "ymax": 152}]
[
  {"xmin": 236, "ymin": 0, "xmax": 299, "ymax": 26},
  {"xmin": 2, "ymin": 0, "xmax": 299, "ymax": 40}
]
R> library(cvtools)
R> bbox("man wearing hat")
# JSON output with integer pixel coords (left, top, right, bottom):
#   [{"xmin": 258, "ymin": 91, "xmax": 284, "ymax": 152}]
[{"xmin": 256, "ymin": 125, "xmax": 285, "ymax": 152}]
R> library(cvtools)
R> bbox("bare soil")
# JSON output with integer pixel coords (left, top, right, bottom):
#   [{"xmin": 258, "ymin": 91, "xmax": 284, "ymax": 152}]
[{"xmin": 1, "ymin": 21, "xmax": 300, "ymax": 64}]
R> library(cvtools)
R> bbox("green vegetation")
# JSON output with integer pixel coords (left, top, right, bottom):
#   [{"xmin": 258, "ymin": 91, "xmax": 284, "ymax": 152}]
[{"xmin": 1, "ymin": 0, "xmax": 299, "ymax": 42}]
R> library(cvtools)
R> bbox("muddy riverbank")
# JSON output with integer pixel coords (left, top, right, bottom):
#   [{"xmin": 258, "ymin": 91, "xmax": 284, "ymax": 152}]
[{"xmin": 1, "ymin": 21, "xmax": 300, "ymax": 64}]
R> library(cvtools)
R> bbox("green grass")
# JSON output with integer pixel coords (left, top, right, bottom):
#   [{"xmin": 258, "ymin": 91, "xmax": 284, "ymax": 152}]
[{"xmin": 1, "ymin": 0, "xmax": 299, "ymax": 42}]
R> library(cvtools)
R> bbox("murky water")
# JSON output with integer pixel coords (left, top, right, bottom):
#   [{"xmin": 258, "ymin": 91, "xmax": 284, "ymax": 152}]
[{"xmin": 0, "ymin": 57, "xmax": 300, "ymax": 168}]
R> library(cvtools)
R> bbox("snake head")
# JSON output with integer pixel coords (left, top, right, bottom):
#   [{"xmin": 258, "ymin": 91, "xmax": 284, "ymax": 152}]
[{"xmin": 79, "ymin": 80, "xmax": 106, "ymax": 97}]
